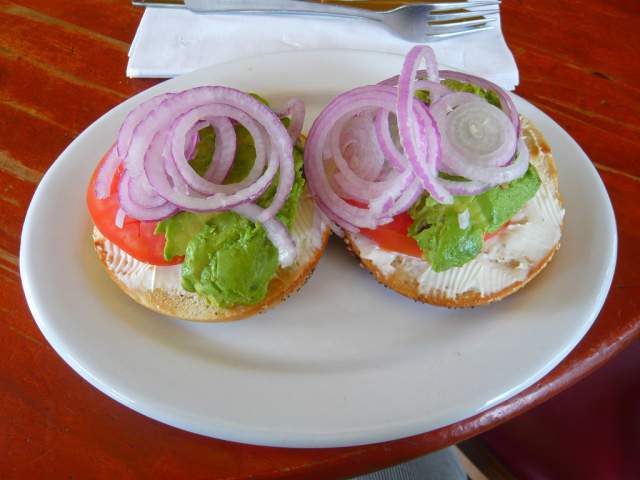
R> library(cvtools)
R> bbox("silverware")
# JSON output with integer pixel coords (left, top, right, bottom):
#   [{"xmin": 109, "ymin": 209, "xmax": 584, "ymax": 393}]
[{"xmin": 132, "ymin": 0, "xmax": 500, "ymax": 41}]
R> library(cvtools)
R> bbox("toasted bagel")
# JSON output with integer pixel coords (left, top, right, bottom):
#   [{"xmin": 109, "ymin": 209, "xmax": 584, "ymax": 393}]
[
  {"xmin": 344, "ymin": 117, "xmax": 564, "ymax": 307},
  {"xmin": 93, "ymin": 191, "xmax": 330, "ymax": 321}
]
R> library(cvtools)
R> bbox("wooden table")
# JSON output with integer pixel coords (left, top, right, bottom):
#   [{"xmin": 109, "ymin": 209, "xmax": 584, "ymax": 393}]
[{"xmin": 2, "ymin": 1, "xmax": 639, "ymax": 478}]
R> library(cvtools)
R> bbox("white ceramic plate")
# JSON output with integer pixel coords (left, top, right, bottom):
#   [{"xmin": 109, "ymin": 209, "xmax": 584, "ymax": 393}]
[{"xmin": 21, "ymin": 50, "xmax": 616, "ymax": 448}]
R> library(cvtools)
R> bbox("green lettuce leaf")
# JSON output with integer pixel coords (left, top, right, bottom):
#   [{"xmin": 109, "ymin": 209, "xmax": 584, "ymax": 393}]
[
  {"xmin": 440, "ymin": 78, "xmax": 501, "ymax": 108},
  {"xmin": 476, "ymin": 165, "xmax": 541, "ymax": 233},
  {"xmin": 415, "ymin": 78, "xmax": 501, "ymax": 108},
  {"xmin": 409, "ymin": 165, "xmax": 541, "ymax": 272},
  {"xmin": 409, "ymin": 195, "xmax": 485, "ymax": 271}
]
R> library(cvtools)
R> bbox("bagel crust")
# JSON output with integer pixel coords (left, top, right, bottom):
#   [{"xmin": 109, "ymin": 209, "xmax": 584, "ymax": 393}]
[
  {"xmin": 93, "ymin": 193, "xmax": 330, "ymax": 322},
  {"xmin": 344, "ymin": 117, "xmax": 564, "ymax": 308}
]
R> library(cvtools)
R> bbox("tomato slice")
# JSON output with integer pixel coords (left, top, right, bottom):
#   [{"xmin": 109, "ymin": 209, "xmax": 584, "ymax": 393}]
[
  {"xmin": 360, "ymin": 213, "xmax": 423, "ymax": 258},
  {"xmin": 484, "ymin": 221, "xmax": 510, "ymax": 240},
  {"xmin": 358, "ymin": 208, "xmax": 509, "ymax": 258},
  {"xmin": 87, "ymin": 146, "xmax": 182, "ymax": 266}
]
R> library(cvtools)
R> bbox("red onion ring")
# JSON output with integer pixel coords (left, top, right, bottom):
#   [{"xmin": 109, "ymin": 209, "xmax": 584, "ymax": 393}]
[
  {"xmin": 305, "ymin": 85, "xmax": 431, "ymax": 230},
  {"xmin": 122, "ymin": 87, "xmax": 293, "ymax": 220},
  {"xmin": 118, "ymin": 169, "xmax": 178, "ymax": 221},
  {"xmin": 431, "ymin": 92, "xmax": 520, "ymax": 185},
  {"xmin": 167, "ymin": 105, "xmax": 273, "ymax": 199},
  {"xmin": 305, "ymin": 46, "xmax": 529, "ymax": 235},
  {"xmin": 415, "ymin": 80, "xmax": 450, "ymax": 103},
  {"xmin": 382, "ymin": 69, "xmax": 519, "ymax": 136},
  {"xmin": 439, "ymin": 178, "xmax": 493, "ymax": 196},
  {"xmin": 396, "ymin": 47, "xmax": 452, "ymax": 204},
  {"xmin": 278, "ymin": 97, "xmax": 305, "ymax": 143},
  {"xmin": 106, "ymin": 86, "xmax": 299, "ymax": 267},
  {"xmin": 380, "ymin": 77, "xmax": 451, "ymax": 105},
  {"xmin": 117, "ymin": 92, "xmax": 175, "ymax": 160},
  {"xmin": 439, "ymin": 70, "xmax": 520, "ymax": 136},
  {"xmin": 95, "ymin": 145, "xmax": 120, "ymax": 200},
  {"xmin": 184, "ymin": 120, "xmax": 208, "ymax": 160},
  {"xmin": 204, "ymin": 117, "xmax": 236, "ymax": 183},
  {"xmin": 374, "ymin": 109, "xmax": 407, "ymax": 172},
  {"xmin": 127, "ymin": 172, "xmax": 168, "ymax": 208},
  {"xmin": 340, "ymin": 111, "xmax": 387, "ymax": 181}
]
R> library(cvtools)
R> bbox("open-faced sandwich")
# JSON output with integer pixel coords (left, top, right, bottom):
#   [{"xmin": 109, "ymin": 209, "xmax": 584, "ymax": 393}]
[
  {"xmin": 87, "ymin": 88, "xmax": 329, "ymax": 321},
  {"xmin": 304, "ymin": 46, "xmax": 564, "ymax": 307}
]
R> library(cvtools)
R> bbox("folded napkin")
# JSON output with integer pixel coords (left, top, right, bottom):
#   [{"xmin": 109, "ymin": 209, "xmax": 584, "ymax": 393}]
[{"xmin": 128, "ymin": 7, "xmax": 518, "ymax": 90}]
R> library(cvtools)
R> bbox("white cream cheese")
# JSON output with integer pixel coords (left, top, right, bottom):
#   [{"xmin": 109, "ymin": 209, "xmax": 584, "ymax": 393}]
[
  {"xmin": 95, "ymin": 192, "xmax": 326, "ymax": 294},
  {"xmin": 351, "ymin": 148, "xmax": 565, "ymax": 299}
]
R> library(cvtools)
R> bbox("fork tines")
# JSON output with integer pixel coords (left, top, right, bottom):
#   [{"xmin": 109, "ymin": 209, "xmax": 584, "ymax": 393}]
[
  {"xmin": 428, "ymin": 0, "xmax": 500, "ymax": 35},
  {"xmin": 429, "ymin": 0, "xmax": 501, "ymax": 11}
]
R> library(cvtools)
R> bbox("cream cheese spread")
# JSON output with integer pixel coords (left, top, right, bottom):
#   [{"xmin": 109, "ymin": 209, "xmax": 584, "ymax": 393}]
[
  {"xmin": 94, "ymin": 192, "xmax": 326, "ymax": 294},
  {"xmin": 351, "ymin": 146, "xmax": 565, "ymax": 299}
]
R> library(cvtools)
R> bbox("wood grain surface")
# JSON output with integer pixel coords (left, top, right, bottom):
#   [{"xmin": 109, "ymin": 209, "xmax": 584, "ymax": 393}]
[{"xmin": 2, "ymin": 0, "xmax": 639, "ymax": 478}]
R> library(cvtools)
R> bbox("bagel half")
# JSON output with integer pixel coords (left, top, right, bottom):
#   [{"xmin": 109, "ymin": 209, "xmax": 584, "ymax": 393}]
[
  {"xmin": 93, "ymin": 191, "xmax": 330, "ymax": 322},
  {"xmin": 344, "ymin": 117, "xmax": 564, "ymax": 307}
]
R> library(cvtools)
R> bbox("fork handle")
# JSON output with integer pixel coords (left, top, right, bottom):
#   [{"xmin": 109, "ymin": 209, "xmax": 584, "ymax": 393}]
[{"xmin": 183, "ymin": 0, "xmax": 382, "ymax": 20}]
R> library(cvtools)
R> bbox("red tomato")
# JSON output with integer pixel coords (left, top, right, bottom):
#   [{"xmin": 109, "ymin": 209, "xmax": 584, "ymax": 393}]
[
  {"xmin": 359, "ymin": 209, "xmax": 509, "ymax": 258},
  {"xmin": 484, "ymin": 221, "xmax": 510, "ymax": 240},
  {"xmin": 360, "ymin": 213, "xmax": 423, "ymax": 258},
  {"xmin": 86, "ymin": 146, "xmax": 183, "ymax": 266}
]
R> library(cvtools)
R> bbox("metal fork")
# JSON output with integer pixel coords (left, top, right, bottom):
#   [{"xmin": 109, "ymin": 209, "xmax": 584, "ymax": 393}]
[{"xmin": 133, "ymin": 0, "xmax": 501, "ymax": 42}]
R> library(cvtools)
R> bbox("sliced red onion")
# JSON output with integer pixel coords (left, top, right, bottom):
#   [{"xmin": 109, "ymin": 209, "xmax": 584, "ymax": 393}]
[
  {"xmin": 95, "ymin": 145, "xmax": 120, "ymax": 199},
  {"xmin": 486, "ymin": 138, "xmax": 530, "ymax": 185},
  {"xmin": 127, "ymin": 172, "xmax": 168, "ymax": 208},
  {"xmin": 306, "ymin": 45, "xmax": 530, "ymax": 237},
  {"xmin": 143, "ymin": 130, "xmax": 271, "ymax": 214},
  {"xmin": 330, "ymin": 112, "xmax": 413, "ymax": 206},
  {"xmin": 340, "ymin": 111, "xmax": 386, "ymax": 181},
  {"xmin": 278, "ymin": 97, "xmax": 305, "ymax": 143},
  {"xmin": 440, "ymin": 138, "xmax": 529, "ymax": 188},
  {"xmin": 381, "ymin": 76, "xmax": 451, "ymax": 105},
  {"xmin": 124, "ymin": 87, "xmax": 293, "ymax": 221},
  {"xmin": 397, "ymin": 46, "xmax": 452, "ymax": 204},
  {"xmin": 374, "ymin": 109, "xmax": 407, "ymax": 172},
  {"xmin": 115, "ymin": 208, "xmax": 126, "ymax": 229},
  {"xmin": 305, "ymin": 85, "xmax": 422, "ymax": 230},
  {"xmin": 117, "ymin": 93, "xmax": 174, "ymax": 159},
  {"xmin": 432, "ymin": 93, "xmax": 516, "ymax": 166},
  {"xmin": 377, "ymin": 76, "xmax": 399, "ymax": 87},
  {"xmin": 118, "ymin": 169, "xmax": 179, "ymax": 221},
  {"xmin": 439, "ymin": 70, "xmax": 520, "ymax": 135},
  {"xmin": 181, "ymin": 118, "xmax": 236, "ymax": 182},
  {"xmin": 109, "ymin": 87, "xmax": 300, "ymax": 267},
  {"xmin": 232, "ymin": 203, "xmax": 296, "ymax": 268},
  {"xmin": 403, "ymin": 46, "xmax": 439, "ymax": 83},
  {"xmin": 382, "ymin": 68, "xmax": 519, "ymax": 136},
  {"xmin": 204, "ymin": 117, "xmax": 236, "ymax": 183},
  {"xmin": 184, "ymin": 120, "xmax": 208, "ymax": 160},
  {"xmin": 431, "ymin": 92, "xmax": 521, "ymax": 184},
  {"xmin": 446, "ymin": 102, "xmax": 516, "ymax": 167},
  {"xmin": 414, "ymin": 80, "xmax": 451, "ymax": 104},
  {"xmin": 392, "ymin": 179, "xmax": 425, "ymax": 218},
  {"xmin": 430, "ymin": 92, "xmax": 483, "ymax": 118},
  {"xmin": 167, "ymin": 105, "xmax": 275, "ymax": 199},
  {"xmin": 439, "ymin": 177, "xmax": 493, "ymax": 196},
  {"xmin": 306, "ymin": 186, "xmax": 359, "ymax": 233}
]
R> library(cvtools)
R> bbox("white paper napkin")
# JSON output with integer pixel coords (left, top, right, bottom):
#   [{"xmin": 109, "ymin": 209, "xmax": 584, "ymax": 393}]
[{"xmin": 128, "ymin": 7, "xmax": 518, "ymax": 90}]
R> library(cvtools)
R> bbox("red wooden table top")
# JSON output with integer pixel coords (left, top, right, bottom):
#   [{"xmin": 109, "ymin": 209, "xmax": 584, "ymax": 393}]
[{"xmin": 2, "ymin": 1, "xmax": 639, "ymax": 478}]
